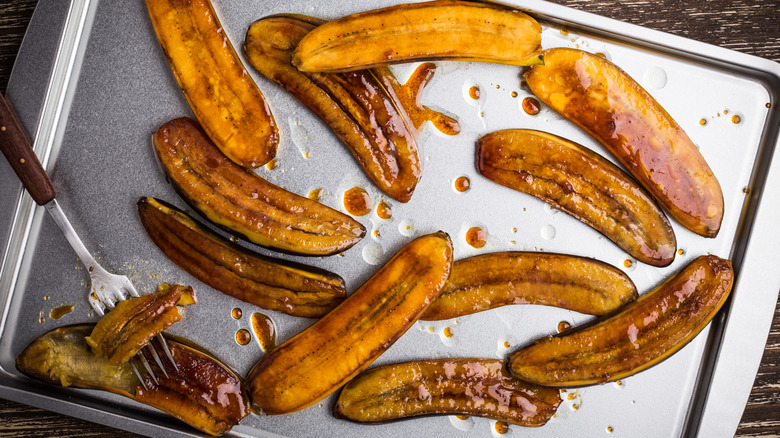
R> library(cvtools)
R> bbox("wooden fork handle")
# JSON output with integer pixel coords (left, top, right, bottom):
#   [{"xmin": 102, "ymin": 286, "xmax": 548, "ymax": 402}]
[{"xmin": 0, "ymin": 92, "xmax": 56, "ymax": 205}]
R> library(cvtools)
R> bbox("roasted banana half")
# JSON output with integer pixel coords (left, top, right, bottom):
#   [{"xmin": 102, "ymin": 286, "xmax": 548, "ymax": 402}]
[
  {"xmin": 245, "ymin": 15, "xmax": 422, "ymax": 203},
  {"xmin": 478, "ymin": 129, "xmax": 677, "ymax": 266},
  {"xmin": 292, "ymin": 1, "xmax": 542, "ymax": 72},
  {"xmin": 335, "ymin": 359, "xmax": 561, "ymax": 426},
  {"xmin": 153, "ymin": 118, "xmax": 365, "ymax": 256},
  {"xmin": 247, "ymin": 232, "xmax": 453, "ymax": 415},
  {"xmin": 138, "ymin": 197, "xmax": 347, "ymax": 317},
  {"xmin": 525, "ymin": 48, "xmax": 724, "ymax": 237},
  {"xmin": 509, "ymin": 255, "xmax": 733, "ymax": 387},
  {"xmin": 146, "ymin": 0, "xmax": 278, "ymax": 168},
  {"xmin": 422, "ymin": 251, "xmax": 638, "ymax": 321}
]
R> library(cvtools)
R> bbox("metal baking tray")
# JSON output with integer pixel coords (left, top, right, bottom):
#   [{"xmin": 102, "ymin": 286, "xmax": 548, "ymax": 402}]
[{"xmin": 1, "ymin": 0, "xmax": 778, "ymax": 437}]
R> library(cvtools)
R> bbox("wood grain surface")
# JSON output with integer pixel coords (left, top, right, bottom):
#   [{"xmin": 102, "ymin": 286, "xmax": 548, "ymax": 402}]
[{"xmin": 1, "ymin": 0, "xmax": 778, "ymax": 437}]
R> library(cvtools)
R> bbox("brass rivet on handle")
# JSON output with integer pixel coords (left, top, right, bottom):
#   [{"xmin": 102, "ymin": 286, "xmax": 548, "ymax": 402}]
[{"xmin": 1, "ymin": 126, "xmax": 6, "ymax": 131}]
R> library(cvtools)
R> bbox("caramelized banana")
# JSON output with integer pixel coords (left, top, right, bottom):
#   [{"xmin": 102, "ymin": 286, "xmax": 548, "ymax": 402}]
[
  {"xmin": 478, "ymin": 129, "xmax": 676, "ymax": 266},
  {"xmin": 334, "ymin": 358, "xmax": 561, "ymax": 426},
  {"xmin": 145, "ymin": 0, "xmax": 278, "ymax": 168},
  {"xmin": 86, "ymin": 283, "xmax": 195, "ymax": 365},
  {"xmin": 292, "ymin": 1, "xmax": 542, "ymax": 72},
  {"xmin": 247, "ymin": 232, "xmax": 453, "ymax": 415},
  {"xmin": 138, "ymin": 197, "xmax": 346, "ymax": 317},
  {"xmin": 244, "ymin": 15, "xmax": 421, "ymax": 203},
  {"xmin": 153, "ymin": 118, "xmax": 365, "ymax": 256},
  {"xmin": 18, "ymin": 325, "xmax": 249, "ymax": 436},
  {"xmin": 421, "ymin": 252, "xmax": 637, "ymax": 321},
  {"xmin": 509, "ymin": 255, "xmax": 733, "ymax": 387},
  {"xmin": 525, "ymin": 49, "xmax": 724, "ymax": 237}
]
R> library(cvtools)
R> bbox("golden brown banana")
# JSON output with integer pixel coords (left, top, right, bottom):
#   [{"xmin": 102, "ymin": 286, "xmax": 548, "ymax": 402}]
[
  {"xmin": 145, "ymin": 0, "xmax": 278, "ymax": 168},
  {"xmin": 508, "ymin": 255, "xmax": 733, "ymax": 387},
  {"xmin": 137, "ymin": 197, "xmax": 346, "ymax": 317},
  {"xmin": 334, "ymin": 358, "xmax": 561, "ymax": 426},
  {"xmin": 153, "ymin": 118, "xmax": 365, "ymax": 256},
  {"xmin": 244, "ymin": 15, "xmax": 421, "ymax": 202},
  {"xmin": 247, "ymin": 232, "xmax": 453, "ymax": 415},
  {"xmin": 525, "ymin": 48, "xmax": 724, "ymax": 237},
  {"xmin": 421, "ymin": 252, "xmax": 638, "ymax": 321},
  {"xmin": 478, "ymin": 129, "xmax": 677, "ymax": 266},
  {"xmin": 292, "ymin": 1, "xmax": 542, "ymax": 72}
]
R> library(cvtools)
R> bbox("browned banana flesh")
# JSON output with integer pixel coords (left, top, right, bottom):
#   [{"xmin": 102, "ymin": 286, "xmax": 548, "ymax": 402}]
[
  {"xmin": 292, "ymin": 1, "xmax": 542, "ymax": 73},
  {"xmin": 247, "ymin": 232, "xmax": 453, "ymax": 415},
  {"xmin": 85, "ymin": 283, "xmax": 195, "ymax": 365},
  {"xmin": 478, "ymin": 129, "xmax": 676, "ymax": 267},
  {"xmin": 525, "ymin": 48, "xmax": 724, "ymax": 237},
  {"xmin": 145, "ymin": 0, "xmax": 277, "ymax": 168},
  {"xmin": 509, "ymin": 255, "xmax": 733, "ymax": 387},
  {"xmin": 137, "ymin": 197, "xmax": 346, "ymax": 318},
  {"xmin": 153, "ymin": 118, "xmax": 365, "ymax": 256},
  {"xmin": 421, "ymin": 252, "xmax": 638, "ymax": 321},
  {"xmin": 334, "ymin": 358, "xmax": 561, "ymax": 426},
  {"xmin": 244, "ymin": 15, "xmax": 421, "ymax": 203},
  {"xmin": 17, "ymin": 325, "xmax": 249, "ymax": 436}
]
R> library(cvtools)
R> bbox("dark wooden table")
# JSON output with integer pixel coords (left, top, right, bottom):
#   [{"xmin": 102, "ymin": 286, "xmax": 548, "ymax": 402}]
[{"xmin": 1, "ymin": 1, "xmax": 778, "ymax": 437}]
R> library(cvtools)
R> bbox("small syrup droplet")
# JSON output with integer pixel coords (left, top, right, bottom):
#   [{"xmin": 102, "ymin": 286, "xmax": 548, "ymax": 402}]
[
  {"xmin": 376, "ymin": 201, "xmax": 392, "ymax": 219},
  {"xmin": 731, "ymin": 114, "xmax": 741, "ymax": 124},
  {"xmin": 454, "ymin": 176, "xmax": 471, "ymax": 192},
  {"xmin": 456, "ymin": 415, "xmax": 469, "ymax": 420},
  {"xmin": 443, "ymin": 327, "xmax": 454, "ymax": 338},
  {"xmin": 607, "ymin": 426, "xmax": 614, "ymax": 433},
  {"xmin": 466, "ymin": 227, "xmax": 487, "ymax": 248},
  {"xmin": 503, "ymin": 341, "xmax": 510, "ymax": 348},
  {"xmin": 678, "ymin": 248, "xmax": 684, "ymax": 255},
  {"xmin": 522, "ymin": 97, "xmax": 541, "ymax": 115},
  {"xmin": 766, "ymin": 102, "xmax": 772, "ymax": 108},
  {"xmin": 307, "ymin": 188, "xmax": 323, "ymax": 200},
  {"xmin": 511, "ymin": 91, "xmax": 518, "ymax": 98},
  {"xmin": 49, "ymin": 304, "xmax": 74, "ymax": 320},
  {"xmin": 558, "ymin": 321, "xmax": 571, "ymax": 333},
  {"xmin": 231, "ymin": 308, "xmax": 243, "ymax": 319},
  {"xmin": 495, "ymin": 421, "xmax": 509, "ymax": 434},
  {"xmin": 468, "ymin": 86, "xmax": 480, "ymax": 100},
  {"xmin": 265, "ymin": 159, "xmax": 278, "ymax": 170},
  {"xmin": 624, "ymin": 259, "xmax": 633, "ymax": 268},
  {"xmin": 343, "ymin": 187, "xmax": 372, "ymax": 216},
  {"xmin": 236, "ymin": 329, "xmax": 251, "ymax": 345},
  {"xmin": 699, "ymin": 119, "xmax": 707, "ymax": 126},
  {"xmin": 252, "ymin": 313, "xmax": 276, "ymax": 352}
]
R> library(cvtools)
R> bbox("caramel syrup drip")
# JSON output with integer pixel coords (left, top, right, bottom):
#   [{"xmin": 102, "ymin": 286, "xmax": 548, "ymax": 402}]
[
  {"xmin": 252, "ymin": 312, "xmax": 276, "ymax": 352},
  {"xmin": 383, "ymin": 63, "xmax": 461, "ymax": 137},
  {"xmin": 50, "ymin": 304, "xmax": 74, "ymax": 320}
]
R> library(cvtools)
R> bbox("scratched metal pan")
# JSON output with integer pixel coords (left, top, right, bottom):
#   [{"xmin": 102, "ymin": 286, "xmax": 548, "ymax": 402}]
[{"xmin": 0, "ymin": 0, "xmax": 778, "ymax": 437}]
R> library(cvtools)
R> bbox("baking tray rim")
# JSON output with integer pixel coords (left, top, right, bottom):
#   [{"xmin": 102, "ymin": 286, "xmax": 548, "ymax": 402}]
[{"xmin": 0, "ymin": 0, "xmax": 778, "ymax": 437}]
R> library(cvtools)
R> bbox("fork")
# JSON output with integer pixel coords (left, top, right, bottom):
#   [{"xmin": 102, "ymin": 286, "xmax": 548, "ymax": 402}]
[{"xmin": 0, "ymin": 93, "xmax": 176, "ymax": 389}]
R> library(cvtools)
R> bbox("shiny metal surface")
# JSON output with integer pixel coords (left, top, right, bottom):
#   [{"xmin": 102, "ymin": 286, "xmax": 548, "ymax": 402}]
[{"xmin": 0, "ymin": 0, "xmax": 778, "ymax": 437}]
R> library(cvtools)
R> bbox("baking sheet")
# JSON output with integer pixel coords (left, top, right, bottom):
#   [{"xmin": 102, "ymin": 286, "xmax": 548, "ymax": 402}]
[{"xmin": 1, "ymin": 0, "xmax": 779, "ymax": 437}]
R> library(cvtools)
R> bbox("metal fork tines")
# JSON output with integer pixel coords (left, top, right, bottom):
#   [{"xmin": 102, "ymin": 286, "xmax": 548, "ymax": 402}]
[{"xmin": 44, "ymin": 200, "xmax": 177, "ymax": 390}]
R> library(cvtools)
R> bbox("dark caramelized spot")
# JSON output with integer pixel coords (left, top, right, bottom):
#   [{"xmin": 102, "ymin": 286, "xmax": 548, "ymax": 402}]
[
  {"xmin": 557, "ymin": 321, "xmax": 571, "ymax": 333},
  {"xmin": 465, "ymin": 227, "xmax": 487, "ymax": 249},
  {"xmin": 468, "ymin": 86, "xmax": 480, "ymax": 100},
  {"xmin": 344, "ymin": 187, "xmax": 372, "ymax": 216},
  {"xmin": 252, "ymin": 313, "xmax": 276, "ymax": 352},
  {"xmin": 231, "ymin": 308, "xmax": 242, "ymax": 319},
  {"xmin": 522, "ymin": 97, "xmax": 541, "ymax": 115},
  {"xmin": 387, "ymin": 63, "xmax": 461, "ymax": 136},
  {"xmin": 50, "ymin": 304, "xmax": 74, "ymax": 320},
  {"xmin": 454, "ymin": 176, "xmax": 471, "ymax": 192},
  {"xmin": 236, "ymin": 329, "xmax": 251, "ymax": 345},
  {"xmin": 376, "ymin": 201, "xmax": 393, "ymax": 220}
]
